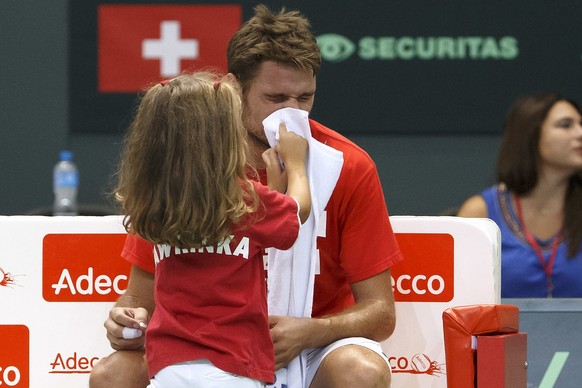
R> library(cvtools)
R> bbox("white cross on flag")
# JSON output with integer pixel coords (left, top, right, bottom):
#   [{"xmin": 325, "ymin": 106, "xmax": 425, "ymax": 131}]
[{"xmin": 98, "ymin": 5, "xmax": 241, "ymax": 93}]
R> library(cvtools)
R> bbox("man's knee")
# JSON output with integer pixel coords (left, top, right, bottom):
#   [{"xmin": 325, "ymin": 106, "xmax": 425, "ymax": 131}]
[
  {"xmin": 348, "ymin": 354, "xmax": 391, "ymax": 388},
  {"xmin": 311, "ymin": 345, "xmax": 391, "ymax": 388},
  {"xmin": 89, "ymin": 350, "xmax": 149, "ymax": 388}
]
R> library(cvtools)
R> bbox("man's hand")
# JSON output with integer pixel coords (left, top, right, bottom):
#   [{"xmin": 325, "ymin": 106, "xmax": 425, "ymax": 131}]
[
  {"xmin": 269, "ymin": 271, "xmax": 396, "ymax": 371},
  {"xmin": 269, "ymin": 315, "xmax": 317, "ymax": 370},
  {"xmin": 102, "ymin": 265, "xmax": 155, "ymax": 351},
  {"xmin": 104, "ymin": 306, "xmax": 149, "ymax": 351}
]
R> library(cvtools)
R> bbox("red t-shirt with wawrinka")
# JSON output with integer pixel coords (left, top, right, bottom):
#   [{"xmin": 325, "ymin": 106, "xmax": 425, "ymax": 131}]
[
  {"xmin": 123, "ymin": 119, "xmax": 403, "ymax": 317},
  {"xmin": 126, "ymin": 181, "xmax": 300, "ymax": 383}
]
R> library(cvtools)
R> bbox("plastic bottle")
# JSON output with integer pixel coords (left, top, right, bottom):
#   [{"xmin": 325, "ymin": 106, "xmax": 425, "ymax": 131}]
[{"xmin": 53, "ymin": 150, "xmax": 79, "ymax": 216}]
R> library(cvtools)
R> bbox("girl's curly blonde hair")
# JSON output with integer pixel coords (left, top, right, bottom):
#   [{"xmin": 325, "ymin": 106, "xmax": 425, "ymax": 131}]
[{"xmin": 115, "ymin": 71, "xmax": 259, "ymax": 248}]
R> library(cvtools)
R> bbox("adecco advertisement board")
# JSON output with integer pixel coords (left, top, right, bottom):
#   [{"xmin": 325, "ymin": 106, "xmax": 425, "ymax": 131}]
[
  {"xmin": 0, "ymin": 217, "xmax": 129, "ymax": 387},
  {"xmin": 70, "ymin": 1, "xmax": 582, "ymax": 135},
  {"xmin": 385, "ymin": 216, "xmax": 500, "ymax": 387},
  {"xmin": 0, "ymin": 215, "xmax": 501, "ymax": 387}
]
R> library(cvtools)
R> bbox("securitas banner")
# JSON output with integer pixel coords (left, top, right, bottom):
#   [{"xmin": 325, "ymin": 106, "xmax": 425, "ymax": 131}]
[{"xmin": 70, "ymin": 1, "xmax": 582, "ymax": 135}]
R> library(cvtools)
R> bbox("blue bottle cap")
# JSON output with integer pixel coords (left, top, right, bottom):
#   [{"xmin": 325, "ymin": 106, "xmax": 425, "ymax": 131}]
[{"xmin": 60, "ymin": 150, "xmax": 74, "ymax": 161}]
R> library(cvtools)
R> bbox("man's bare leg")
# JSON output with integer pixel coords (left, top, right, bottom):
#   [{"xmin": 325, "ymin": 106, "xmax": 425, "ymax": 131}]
[
  {"xmin": 89, "ymin": 350, "xmax": 149, "ymax": 388},
  {"xmin": 309, "ymin": 345, "xmax": 391, "ymax": 388}
]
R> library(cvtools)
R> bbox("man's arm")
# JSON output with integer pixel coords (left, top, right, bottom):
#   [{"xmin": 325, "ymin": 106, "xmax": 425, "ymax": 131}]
[
  {"xmin": 269, "ymin": 269, "xmax": 395, "ymax": 370},
  {"xmin": 104, "ymin": 265, "xmax": 155, "ymax": 350}
]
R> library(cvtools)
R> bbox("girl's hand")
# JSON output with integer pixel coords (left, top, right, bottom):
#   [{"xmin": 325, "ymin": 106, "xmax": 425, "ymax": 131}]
[{"xmin": 262, "ymin": 147, "xmax": 287, "ymax": 193}]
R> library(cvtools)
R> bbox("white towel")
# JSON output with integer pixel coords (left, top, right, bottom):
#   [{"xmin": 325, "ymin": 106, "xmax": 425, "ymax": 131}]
[{"xmin": 263, "ymin": 108, "xmax": 344, "ymax": 388}]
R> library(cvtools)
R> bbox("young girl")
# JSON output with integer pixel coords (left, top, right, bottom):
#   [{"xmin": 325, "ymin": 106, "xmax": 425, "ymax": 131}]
[
  {"xmin": 458, "ymin": 92, "xmax": 582, "ymax": 297},
  {"xmin": 114, "ymin": 72, "xmax": 310, "ymax": 387}
]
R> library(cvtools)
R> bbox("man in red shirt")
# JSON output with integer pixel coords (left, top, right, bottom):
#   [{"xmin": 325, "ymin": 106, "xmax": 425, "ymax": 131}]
[{"xmin": 91, "ymin": 5, "xmax": 403, "ymax": 388}]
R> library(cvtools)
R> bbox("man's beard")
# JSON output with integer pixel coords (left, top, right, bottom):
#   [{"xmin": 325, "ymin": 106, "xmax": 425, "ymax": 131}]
[
  {"xmin": 242, "ymin": 112, "xmax": 270, "ymax": 151},
  {"xmin": 242, "ymin": 116, "xmax": 270, "ymax": 168},
  {"xmin": 246, "ymin": 128, "xmax": 270, "ymax": 150}
]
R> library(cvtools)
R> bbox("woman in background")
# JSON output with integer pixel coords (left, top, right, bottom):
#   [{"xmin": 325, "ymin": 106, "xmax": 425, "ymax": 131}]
[{"xmin": 458, "ymin": 92, "xmax": 582, "ymax": 297}]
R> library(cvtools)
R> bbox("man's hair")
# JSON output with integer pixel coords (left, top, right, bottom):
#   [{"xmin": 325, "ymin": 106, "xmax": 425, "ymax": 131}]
[
  {"xmin": 497, "ymin": 91, "xmax": 582, "ymax": 257},
  {"xmin": 115, "ymin": 72, "xmax": 258, "ymax": 248},
  {"xmin": 227, "ymin": 4, "xmax": 321, "ymax": 91}
]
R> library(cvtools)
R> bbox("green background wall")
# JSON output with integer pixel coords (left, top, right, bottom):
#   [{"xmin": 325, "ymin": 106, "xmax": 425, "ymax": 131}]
[{"xmin": 1, "ymin": 0, "xmax": 528, "ymax": 216}]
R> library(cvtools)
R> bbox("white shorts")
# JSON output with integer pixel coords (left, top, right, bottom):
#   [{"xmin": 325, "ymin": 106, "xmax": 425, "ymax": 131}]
[
  {"xmin": 305, "ymin": 337, "xmax": 390, "ymax": 387},
  {"xmin": 147, "ymin": 359, "xmax": 265, "ymax": 388}
]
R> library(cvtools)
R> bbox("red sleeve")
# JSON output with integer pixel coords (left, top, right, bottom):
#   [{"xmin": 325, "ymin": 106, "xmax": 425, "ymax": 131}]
[
  {"xmin": 249, "ymin": 181, "xmax": 300, "ymax": 250},
  {"xmin": 337, "ymin": 152, "xmax": 403, "ymax": 283},
  {"xmin": 121, "ymin": 233, "xmax": 155, "ymax": 274}
]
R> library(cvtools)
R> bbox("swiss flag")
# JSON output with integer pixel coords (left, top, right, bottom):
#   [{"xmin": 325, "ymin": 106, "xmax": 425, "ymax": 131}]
[{"xmin": 98, "ymin": 5, "xmax": 241, "ymax": 93}]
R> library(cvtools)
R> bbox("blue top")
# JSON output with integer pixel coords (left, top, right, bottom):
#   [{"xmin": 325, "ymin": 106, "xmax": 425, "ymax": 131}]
[{"xmin": 482, "ymin": 184, "xmax": 582, "ymax": 298}]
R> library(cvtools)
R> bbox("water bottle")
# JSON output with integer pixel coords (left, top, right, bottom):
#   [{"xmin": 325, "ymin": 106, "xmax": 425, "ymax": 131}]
[{"xmin": 53, "ymin": 150, "xmax": 79, "ymax": 216}]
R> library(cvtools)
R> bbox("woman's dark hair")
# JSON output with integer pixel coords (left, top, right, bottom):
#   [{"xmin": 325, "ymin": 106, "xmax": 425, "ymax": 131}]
[{"xmin": 497, "ymin": 91, "xmax": 582, "ymax": 257}]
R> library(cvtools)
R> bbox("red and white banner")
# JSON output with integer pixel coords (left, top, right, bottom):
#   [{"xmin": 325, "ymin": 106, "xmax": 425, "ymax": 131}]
[
  {"xmin": 385, "ymin": 216, "xmax": 500, "ymax": 387},
  {"xmin": 0, "ymin": 217, "xmax": 128, "ymax": 387},
  {"xmin": 0, "ymin": 216, "xmax": 499, "ymax": 387},
  {"xmin": 43, "ymin": 234, "xmax": 129, "ymax": 302},
  {"xmin": 391, "ymin": 233, "xmax": 455, "ymax": 303},
  {"xmin": 98, "ymin": 5, "xmax": 242, "ymax": 92},
  {"xmin": 0, "ymin": 325, "xmax": 29, "ymax": 387}
]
